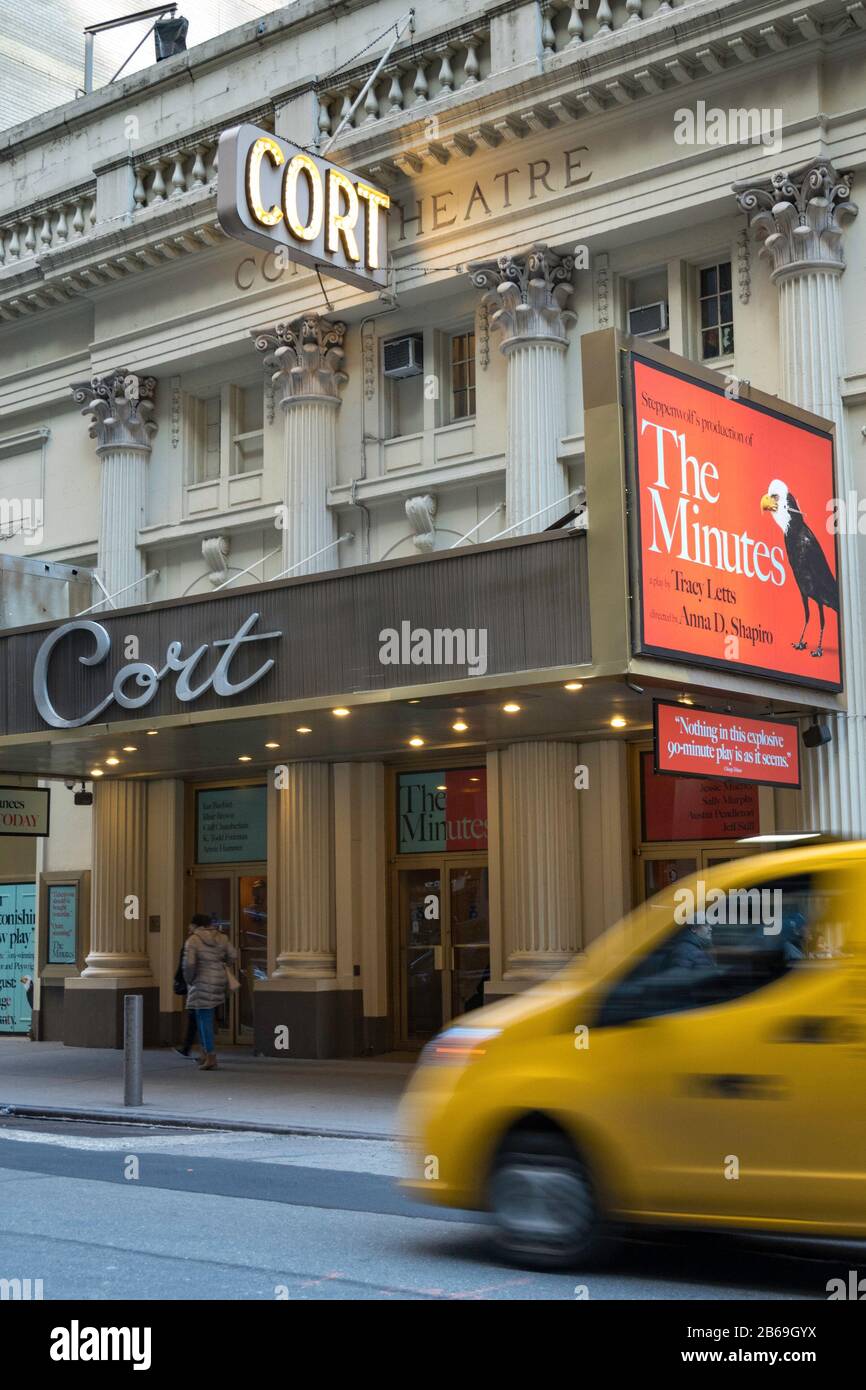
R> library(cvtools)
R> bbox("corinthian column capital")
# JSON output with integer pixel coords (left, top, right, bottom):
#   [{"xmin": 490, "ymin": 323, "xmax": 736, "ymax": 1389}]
[
  {"xmin": 734, "ymin": 158, "xmax": 857, "ymax": 280},
  {"xmin": 253, "ymin": 315, "xmax": 348, "ymax": 406},
  {"xmin": 469, "ymin": 243, "xmax": 576, "ymax": 349},
  {"xmin": 71, "ymin": 367, "xmax": 157, "ymax": 454}
]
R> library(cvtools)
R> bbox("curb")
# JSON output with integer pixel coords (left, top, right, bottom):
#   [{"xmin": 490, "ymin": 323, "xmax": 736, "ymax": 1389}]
[{"xmin": 0, "ymin": 1102, "xmax": 398, "ymax": 1143}]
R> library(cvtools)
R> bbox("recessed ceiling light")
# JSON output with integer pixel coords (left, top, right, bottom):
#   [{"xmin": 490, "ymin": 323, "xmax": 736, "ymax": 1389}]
[
  {"xmin": 332, "ymin": 707, "xmax": 350, "ymax": 718},
  {"xmin": 238, "ymin": 755, "xmax": 252, "ymax": 762},
  {"xmin": 105, "ymin": 757, "xmax": 120, "ymax": 766},
  {"xmin": 296, "ymin": 726, "xmax": 312, "ymax": 734},
  {"xmin": 122, "ymin": 745, "xmax": 137, "ymax": 753},
  {"xmin": 90, "ymin": 768, "xmax": 104, "ymax": 777},
  {"xmin": 436, "ymin": 784, "xmax": 447, "ymax": 791},
  {"xmin": 679, "ymin": 694, "xmax": 694, "ymax": 705},
  {"xmin": 265, "ymin": 741, "xmax": 280, "ymax": 749},
  {"xmin": 408, "ymin": 699, "xmax": 420, "ymax": 705},
  {"xmin": 452, "ymin": 719, "xmax": 468, "ymax": 732},
  {"xmin": 469, "ymin": 776, "xmax": 480, "ymax": 782},
  {"xmin": 146, "ymin": 730, "xmax": 158, "ymax": 736},
  {"xmin": 502, "ymin": 702, "xmax": 521, "ymax": 714},
  {"xmin": 610, "ymin": 715, "xmax": 627, "ymax": 728},
  {"xmin": 408, "ymin": 736, "xmax": 425, "ymax": 747},
  {"xmin": 564, "ymin": 681, "xmax": 583, "ymax": 691}
]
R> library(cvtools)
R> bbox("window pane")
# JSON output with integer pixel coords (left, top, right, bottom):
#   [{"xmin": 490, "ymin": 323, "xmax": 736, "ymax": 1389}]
[
  {"xmin": 721, "ymin": 323, "xmax": 735, "ymax": 355},
  {"xmin": 241, "ymin": 384, "xmax": 263, "ymax": 433},
  {"xmin": 700, "ymin": 296, "xmax": 718, "ymax": 328},
  {"xmin": 702, "ymin": 327, "xmax": 720, "ymax": 359},
  {"xmin": 389, "ymin": 373, "xmax": 424, "ymax": 438},
  {"xmin": 232, "ymin": 436, "xmax": 263, "ymax": 475},
  {"xmin": 719, "ymin": 261, "xmax": 732, "ymax": 292},
  {"xmin": 452, "ymin": 359, "xmax": 466, "ymax": 390},
  {"xmin": 453, "ymin": 389, "xmax": 468, "ymax": 419},
  {"xmin": 720, "ymin": 292, "xmax": 733, "ymax": 324},
  {"xmin": 700, "ymin": 265, "xmax": 718, "ymax": 296},
  {"xmin": 466, "ymin": 385, "xmax": 476, "ymax": 415}
]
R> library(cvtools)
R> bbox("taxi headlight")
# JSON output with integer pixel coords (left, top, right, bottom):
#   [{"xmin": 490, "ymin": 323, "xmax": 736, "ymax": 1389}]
[{"xmin": 421, "ymin": 1025, "xmax": 501, "ymax": 1065}]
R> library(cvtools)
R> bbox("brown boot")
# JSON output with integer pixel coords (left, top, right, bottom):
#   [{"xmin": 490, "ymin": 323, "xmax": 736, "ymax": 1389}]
[{"xmin": 200, "ymin": 1052, "xmax": 218, "ymax": 1071}]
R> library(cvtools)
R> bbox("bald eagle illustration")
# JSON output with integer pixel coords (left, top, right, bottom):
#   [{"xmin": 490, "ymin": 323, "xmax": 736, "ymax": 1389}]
[{"xmin": 761, "ymin": 479, "xmax": 838, "ymax": 658}]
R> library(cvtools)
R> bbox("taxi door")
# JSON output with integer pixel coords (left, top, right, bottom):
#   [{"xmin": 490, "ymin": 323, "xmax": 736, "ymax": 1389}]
[{"xmin": 587, "ymin": 861, "xmax": 866, "ymax": 1232}]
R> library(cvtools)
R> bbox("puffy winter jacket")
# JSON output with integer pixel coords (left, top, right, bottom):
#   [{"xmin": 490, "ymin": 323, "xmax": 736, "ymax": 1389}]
[{"xmin": 183, "ymin": 926, "xmax": 237, "ymax": 1010}]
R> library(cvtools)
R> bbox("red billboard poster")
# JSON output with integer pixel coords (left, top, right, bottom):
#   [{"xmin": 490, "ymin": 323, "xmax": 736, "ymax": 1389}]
[
  {"xmin": 640, "ymin": 752, "xmax": 760, "ymax": 842},
  {"xmin": 630, "ymin": 354, "xmax": 841, "ymax": 690},
  {"xmin": 654, "ymin": 701, "xmax": 800, "ymax": 789}
]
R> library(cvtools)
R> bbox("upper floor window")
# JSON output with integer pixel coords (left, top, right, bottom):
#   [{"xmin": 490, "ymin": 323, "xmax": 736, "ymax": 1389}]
[
  {"xmin": 699, "ymin": 262, "xmax": 734, "ymax": 361},
  {"xmin": 450, "ymin": 330, "xmax": 476, "ymax": 421},
  {"xmin": 383, "ymin": 333, "xmax": 424, "ymax": 440},
  {"xmin": 624, "ymin": 269, "xmax": 669, "ymax": 350},
  {"xmin": 188, "ymin": 383, "xmax": 264, "ymax": 488}
]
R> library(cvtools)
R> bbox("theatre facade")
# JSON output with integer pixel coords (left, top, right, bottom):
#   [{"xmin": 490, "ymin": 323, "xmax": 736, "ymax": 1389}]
[{"xmin": 0, "ymin": 0, "xmax": 863, "ymax": 1053}]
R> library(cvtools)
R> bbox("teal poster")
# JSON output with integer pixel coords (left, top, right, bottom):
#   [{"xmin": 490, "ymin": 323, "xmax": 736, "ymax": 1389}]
[
  {"xmin": 196, "ymin": 786, "xmax": 267, "ymax": 864},
  {"xmin": 0, "ymin": 882, "xmax": 36, "ymax": 1033}
]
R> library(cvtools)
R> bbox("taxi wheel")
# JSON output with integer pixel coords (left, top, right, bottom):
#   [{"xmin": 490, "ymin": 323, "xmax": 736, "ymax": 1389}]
[{"xmin": 487, "ymin": 1129, "xmax": 608, "ymax": 1270}]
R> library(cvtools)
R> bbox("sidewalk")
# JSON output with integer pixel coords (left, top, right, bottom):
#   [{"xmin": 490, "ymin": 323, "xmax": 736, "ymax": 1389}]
[{"xmin": 0, "ymin": 1039, "xmax": 415, "ymax": 1138}]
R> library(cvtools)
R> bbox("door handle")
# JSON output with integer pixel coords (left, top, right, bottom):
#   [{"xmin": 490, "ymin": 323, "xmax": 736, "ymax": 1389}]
[
  {"xmin": 433, "ymin": 946, "xmax": 443, "ymax": 971},
  {"xmin": 770, "ymin": 1016, "xmax": 859, "ymax": 1045}
]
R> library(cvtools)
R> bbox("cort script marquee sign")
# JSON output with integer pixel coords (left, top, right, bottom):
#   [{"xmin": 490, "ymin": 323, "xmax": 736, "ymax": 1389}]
[
  {"xmin": 33, "ymin": 614, "xmax": 281, "ymax": 730},
  {"xmin": 217, "ymin": 122, "xmax": 391, "ymax": 292}
]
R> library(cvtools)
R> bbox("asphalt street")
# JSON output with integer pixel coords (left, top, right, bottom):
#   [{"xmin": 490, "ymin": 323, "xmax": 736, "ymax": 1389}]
[{"xmin": 0, "ymin": 1119, "xmax": 858, "ymax": 1300}]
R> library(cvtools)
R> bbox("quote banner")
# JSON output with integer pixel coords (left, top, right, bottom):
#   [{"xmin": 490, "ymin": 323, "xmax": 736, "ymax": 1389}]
[{"xmin": 654, "ymin": 701, "xmax": 801, "ymax": 788}]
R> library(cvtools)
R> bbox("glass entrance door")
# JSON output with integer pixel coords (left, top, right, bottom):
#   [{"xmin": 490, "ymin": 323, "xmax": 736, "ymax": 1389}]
[
  {"xmin": 191, "ymin": 870, "xmax": 267, "ymax": 1043},
  {"xmin": 396, "ymin": 859, "xmax": 489, "ymax": 1047}
]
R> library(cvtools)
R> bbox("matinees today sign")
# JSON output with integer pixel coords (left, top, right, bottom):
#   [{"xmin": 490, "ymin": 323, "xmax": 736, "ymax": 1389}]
[
  {"xmin": 0, "ymin": 787, "xmax": 50, "ymax": 836},
  {"xmin": 654, "ymin": 701, "xmax": 800, "ymax": 788},
  {"xmin": 630, "ymin": 353, "xmax": 841, "ymax": 691},
  {"xmin": 217, "ymin": 122, "xmax": 391, "ymax": 292}
]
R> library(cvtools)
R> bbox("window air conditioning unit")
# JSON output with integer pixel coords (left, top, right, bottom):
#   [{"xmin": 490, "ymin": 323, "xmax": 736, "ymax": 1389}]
[
  {"xmin": 383, "ymin": 334, "xmax": 424, "ymax": 379},
  {"xmin": 628, "ymin": 301, "xmax": 669, "ymax": 337}
]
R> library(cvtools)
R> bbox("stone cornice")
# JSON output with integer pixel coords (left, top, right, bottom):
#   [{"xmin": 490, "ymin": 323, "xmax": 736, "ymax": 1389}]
[
  {"xmin": 335, "ymin": 0, "xmax": 865, "ymax": 184},
  {"xmin": 0, "ymin": 189, "xmax": 227, "ymax": 322},
  {"xmin": 0, "ymin": 0, "xmax": 862, "ymax": 326}
]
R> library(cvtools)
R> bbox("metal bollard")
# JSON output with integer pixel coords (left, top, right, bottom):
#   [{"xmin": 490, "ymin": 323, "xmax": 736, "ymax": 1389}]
[{"xmin": 123, "ymin": 993, "xmax": 143, "ymax": 1107}]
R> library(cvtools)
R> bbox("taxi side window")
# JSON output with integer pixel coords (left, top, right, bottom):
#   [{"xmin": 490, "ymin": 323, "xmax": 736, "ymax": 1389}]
[{"xmin": 595, "ymin": 872, "xmax": 847, "ymax": 1028}]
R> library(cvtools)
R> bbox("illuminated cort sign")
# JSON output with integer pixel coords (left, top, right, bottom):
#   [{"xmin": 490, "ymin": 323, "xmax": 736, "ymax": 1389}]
[
  {"xmin": 217, "ymin": 122, "xmax": 391, "ymax": 292},
  {"xmin": 33, "ymin": 613, "xmax": 281, "ymax": 729}
]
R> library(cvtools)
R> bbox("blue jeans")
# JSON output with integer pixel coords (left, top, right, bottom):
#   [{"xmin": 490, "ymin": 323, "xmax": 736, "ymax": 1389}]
[{"xmin": 195, "ymin": 1008, "xmax": 215, "ymax": 1053}]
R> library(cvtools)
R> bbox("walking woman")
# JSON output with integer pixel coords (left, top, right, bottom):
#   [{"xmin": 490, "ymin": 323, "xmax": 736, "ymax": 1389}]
[{"xmin": 182, "ymin": 912, "xmax": 237, "ymax": 1071}]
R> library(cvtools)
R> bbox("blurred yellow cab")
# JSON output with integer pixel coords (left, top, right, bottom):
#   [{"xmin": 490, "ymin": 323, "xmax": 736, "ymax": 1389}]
[{"xmin": 400, "ymin": 840, "xmax": 866, "ymax": 1267}]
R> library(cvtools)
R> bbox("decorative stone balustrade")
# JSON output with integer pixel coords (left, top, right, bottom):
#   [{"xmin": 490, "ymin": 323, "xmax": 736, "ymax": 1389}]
[
  {"xmin": 0, "ymin": 186, "xmax": 96, "ymax": 266},
  {"xmin": 133, "ymin": 137, "xmax": 218, "ymax": 210},
  {"xmin": 544, "ymin": 0, "xmax": 678, "ymax": 50},
  {"xmin": 132, "ymin": 114, "xmax": 274, "ymax": 210},
  {"xmin": 315, "ymin": 25, "xmax": 490, "ymax": 143}
]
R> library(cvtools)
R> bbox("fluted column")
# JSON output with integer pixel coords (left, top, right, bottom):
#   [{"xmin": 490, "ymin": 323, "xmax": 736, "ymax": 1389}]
[
  {"xmin": 254, "ymin": 316, "xmax": 347, "ymax": 575},
  {"xmin": 501, "ymin": 741, "xmax": 581, "ymax": 978},
  {"xmin": 84, "ymin": 781, "xmax": 152, "ymax": 978},
  {"xmin": 471, "ymin": 245, "xmax": 575, "ymax": 534},
  {"xmin": 71, "ymin": 368, "xmax": 157, "ymax": 604},
  {"xmin": 272, "ymin": 762, "xmax": 335, "ymax": 977},
  {"xmin": 736, "ymin": 160, "xmax": 864, "ymax": 835}
]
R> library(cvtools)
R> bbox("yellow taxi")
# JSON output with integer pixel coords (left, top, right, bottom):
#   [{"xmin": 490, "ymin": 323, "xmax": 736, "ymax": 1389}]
[{"xmin": 400, "ymin": 840, "xmax": 866, "ymax": 1267}]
